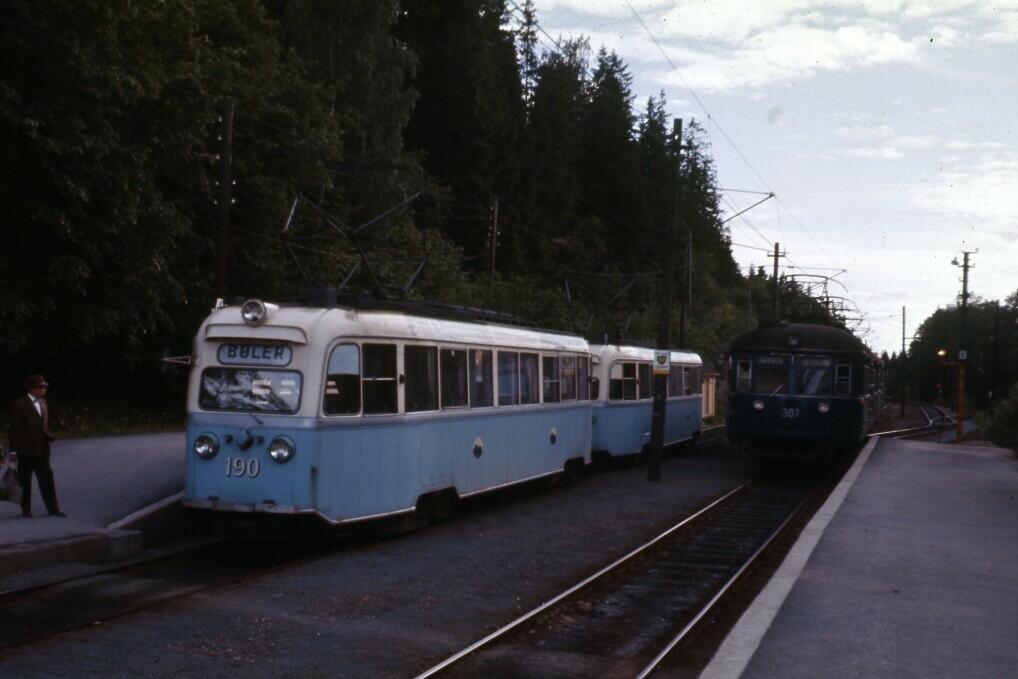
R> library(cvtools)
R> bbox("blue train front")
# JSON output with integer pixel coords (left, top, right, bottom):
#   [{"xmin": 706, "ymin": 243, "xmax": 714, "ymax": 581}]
[
  {"xmin": 183, "ymin": 298, "xmax": 594, "ymax": 525},
  {"xmin": 725, "ymin": 322, "xmax": 881, "ymax": 453}
]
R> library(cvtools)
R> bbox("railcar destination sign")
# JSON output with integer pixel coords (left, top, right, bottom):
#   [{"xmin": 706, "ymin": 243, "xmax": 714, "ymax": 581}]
[{"xmin": 218, "ymin": 343, "xmax": 292, "ymax": 367}]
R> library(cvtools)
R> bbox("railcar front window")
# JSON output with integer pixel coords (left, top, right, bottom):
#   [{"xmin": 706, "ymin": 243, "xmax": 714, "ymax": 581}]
[
  {"xmin": 520, "ymin": 353, "xmax": 540, "ymax": 404},
  {"xmin": 324, "ymin": 344, "xmax": 360, "ymax": 414},
  {"xmin": 440, "ymin": 348, "xmax": 468, "ymax": 409},
  {"xmin": 406, "ymin": 345, "xmax": 439, "ymax": 412},
  {"xmin": 363, "ymin": 344, "xmax": 397, "ymax": 414},
  {"xmin": 497, "ymin": 352, "xmax": 520, "ymax": 405},
  {"xmin": 200, "ymin": 369, "xmax": 301, "ymax": 413},
  {"xmin": 543, "ymin": 356, "xmax": 561, "ymax": 403},
  {"xmin": 470, "ymin": 349, "xmax": 494, "ymax": 407},
  {"xmin": 754, "ymin": 366, "xmax": 786, "ymax": 394},
  {"xmin": 736, "ymin": 359, "xmax": 752, "ymax": 392},
  {"xmin": 797, "ymin": 357, "xmax": 833, "ymax": 396}
]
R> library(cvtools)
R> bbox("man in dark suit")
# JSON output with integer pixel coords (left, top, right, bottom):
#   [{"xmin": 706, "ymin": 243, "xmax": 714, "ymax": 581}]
[{"xmin": 9, "ymin": 374, "xmax": 65, "ymax": 517}]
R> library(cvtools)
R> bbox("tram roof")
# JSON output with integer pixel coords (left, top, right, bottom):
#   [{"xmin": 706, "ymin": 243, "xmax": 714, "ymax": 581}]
[
  {"xmin": 728, "ymin": 322, "xmax": 872, "ymax": 356},
  {"xmin": 201, "ymin": 301, "xmax": 590, "ymax": 353},
  {"xmin": 590, "ymin": 343, "xmax": 701, "ymax": 366}
]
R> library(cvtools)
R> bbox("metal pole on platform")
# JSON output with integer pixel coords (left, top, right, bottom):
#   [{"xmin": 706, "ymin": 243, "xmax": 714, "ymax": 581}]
[{"xmin": 649, "ymin": 119, "xmax": 682, "ymax": 483}]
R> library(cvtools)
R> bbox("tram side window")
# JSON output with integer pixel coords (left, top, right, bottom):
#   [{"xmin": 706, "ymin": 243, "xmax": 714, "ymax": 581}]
[
  {"xmin": 440, "ymin": 348, "xmax": 469, "ymax": 409},
  {"xmin": 560, "ymin": 355, "xmax": 577, "ymax": 401},
  {"xmin": 669, "ymin": 365, "xmax": 682, "ymax": 396},
  {"xmin": 324, "ymin": 344, "xmax": 360, "ymax": 415},
  {"xmin": 736, "ymin": 359, "xmax": 752, "ymax": 393},
  {"xmin": 835, "ymin": 363, "xmax": 852, "ymax": 396},
  {"xmin": 497, "ymin": 352, "xmax": 520, "ymax": 406},
  {"xmin": 362, "ymin": 344, "xmax": 397, "ymax": 414},
  {"xmin": 405, "ymin": 345, "xmax": 439, "ymax": 412},
  {"xmin": 543, "ymin": 355, "xmax": 561, "ymax": 403},
  {"xmin": 638, "ymin": 363, "xmax": 652, "ymax": 399},
  {"xmin": 577, "ymin": 356, "xmax": 590, "ymax": 400},
  {"xmin": 692, "ymin": 367, "xmax": 702, "ymax": 394},
  {"xmin": 520, "ymin": 353, "xmax": 540, "ymax": 404},
  {"xmin": 470, "ymin": 349, "xmax": 494, "ymax": 407},
  {"xmin": 683, "ymin": 366, "xmax": 693, "ymax": 395},
  {"xmin": 609, "ymin": 362, "xmax": 638, "ymax": 400}
]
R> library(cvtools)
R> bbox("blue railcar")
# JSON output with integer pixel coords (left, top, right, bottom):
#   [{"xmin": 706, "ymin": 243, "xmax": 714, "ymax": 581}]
[
  {"xmin": 725, "ymin": 322, "xmax": 881, "ymax": 455},
  {"xmin": 183, "ymin": 299, "xmax": 593, "ymax": 525},
  {"xmin": 589, "ymin": 344, "xmax": 703, "ymax": 460}
]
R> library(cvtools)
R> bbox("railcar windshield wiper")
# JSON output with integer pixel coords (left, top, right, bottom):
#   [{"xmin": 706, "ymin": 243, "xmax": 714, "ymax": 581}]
[{"xmin": 769, "ymin": 384, "xmax": 785, "ymax": 397}]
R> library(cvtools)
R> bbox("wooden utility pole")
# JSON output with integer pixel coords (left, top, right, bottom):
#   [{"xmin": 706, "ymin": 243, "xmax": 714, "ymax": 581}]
[
  {"xmin": 771, "ymin": 242, "xmax": 784, "ymax": 321},
  {"xmin": 216, "ymin": 100, "xmax": 234, "ymax": 303},
  {"xmin": 649, "ymin": 118, "xmax": 682, "ymax": 482},
  {"xmin": 901, "ymin": 306, "xmax": 907, "ymax": 418},
  {"xmin": 952, "ymin": 250, "xmax": 975, "ymax": 442}
]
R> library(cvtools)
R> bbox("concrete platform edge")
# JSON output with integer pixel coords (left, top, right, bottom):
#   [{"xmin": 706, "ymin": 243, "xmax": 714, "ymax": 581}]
[
  {"xmin": 108, "ymin": 490, "xmax": 185, "ymax": 531},
  {"xmin": 0, "ymin": 529, "xmax": 143, "ymax": 578},
  {"xmin": 698, "ymin": 437, "xmax": 881, "ymax": 679}
]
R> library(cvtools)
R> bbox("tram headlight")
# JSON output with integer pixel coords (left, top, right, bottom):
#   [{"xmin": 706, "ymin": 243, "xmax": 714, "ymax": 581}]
[
  {"xmin": 241, "ymin": 299, "xmax": 268, "ymax": 326},
  {"xmin": 818, "ymin": 401, "xmax": 831, "ymax": 414},
  {"xmin": 269, "ymin": 437, "xmax": 295, "ymax": 463},
  {"xmin": 194, "ymin": 434, "xmax": 220, "ymax": 459},
  {"xmin": 753, "ymin": 399, "xmax": 765, "ymax": 411}
]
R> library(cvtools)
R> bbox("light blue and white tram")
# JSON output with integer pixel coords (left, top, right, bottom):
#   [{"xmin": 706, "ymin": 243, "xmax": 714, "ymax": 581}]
[
  {"xmin": 183, "ymin": 299, "xmax": 594, "ymax": 525},
  {"xmin": 589, "ymin": 343, "xmax": 703, "ymax": 460}
]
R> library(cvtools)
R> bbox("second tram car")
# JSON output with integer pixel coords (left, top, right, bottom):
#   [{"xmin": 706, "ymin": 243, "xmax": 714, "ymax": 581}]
[
  {"xmin": 726, "ymin": 322, "xmax": 881, "ymax": 454},
  {"xmin": 589, "ymin": 343, "xmax": 703, "ymax": 460}
]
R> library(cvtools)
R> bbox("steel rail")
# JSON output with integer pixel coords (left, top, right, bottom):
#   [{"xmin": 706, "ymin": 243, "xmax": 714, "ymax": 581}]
[
  {"xmin": 412, "ymin": 482, "xmax": 751, "ymax": 679},
  {"xmin": 635, "ymin": 491, "xmax": 815, "ymax": 678}
]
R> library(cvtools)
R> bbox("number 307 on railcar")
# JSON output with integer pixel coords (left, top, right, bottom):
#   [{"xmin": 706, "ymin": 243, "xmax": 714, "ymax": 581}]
[
  {"xmin": 725, "ymin": 322, "xmax": 882, "ymax": 455},
  {"xmin": 183, "ymin": 298, "xmax": 597, "ymax": 525}
]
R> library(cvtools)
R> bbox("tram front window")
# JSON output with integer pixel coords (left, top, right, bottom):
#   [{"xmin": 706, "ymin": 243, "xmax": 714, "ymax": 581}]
[{"xmin": 200, "ymin": 368, "xmax": 302, "ymax": 413}]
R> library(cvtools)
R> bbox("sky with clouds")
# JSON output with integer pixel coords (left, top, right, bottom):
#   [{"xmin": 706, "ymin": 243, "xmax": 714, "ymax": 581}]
[{"xmin": 528, "ymin": 0, "xmax": 1017, "ymax": 354}]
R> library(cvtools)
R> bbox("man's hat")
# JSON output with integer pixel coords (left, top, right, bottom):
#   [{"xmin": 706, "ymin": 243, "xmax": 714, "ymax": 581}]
[{"xmin": 25, "ymin": 374, "xmax": 49, "ymax": 388}]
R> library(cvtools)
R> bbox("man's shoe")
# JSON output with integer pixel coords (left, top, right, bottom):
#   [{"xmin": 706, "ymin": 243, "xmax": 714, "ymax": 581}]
[
  {"xmin": 49, "ymin": 511, "xmax": 66, "ymax": 517},
  {"xmin": 21, "ymin": 512, "xmax": 32, "ymax": 518}
]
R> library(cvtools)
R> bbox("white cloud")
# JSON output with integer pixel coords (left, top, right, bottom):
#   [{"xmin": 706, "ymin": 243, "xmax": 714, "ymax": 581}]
[{"xmin": 846, "ymin": 147, "xmax": 904, "ymax": 159}]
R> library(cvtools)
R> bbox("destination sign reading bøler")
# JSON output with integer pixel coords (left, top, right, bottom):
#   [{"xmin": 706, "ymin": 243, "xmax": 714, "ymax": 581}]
[{"xmin": 218, "ymin": 343, "xmax": 292, "ymax": 367}]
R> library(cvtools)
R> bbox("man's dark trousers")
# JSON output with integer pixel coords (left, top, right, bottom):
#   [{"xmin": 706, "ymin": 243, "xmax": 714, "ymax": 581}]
[{"xmin": 17, "ymin": 454, "xmax": 59, "ymax": 515}]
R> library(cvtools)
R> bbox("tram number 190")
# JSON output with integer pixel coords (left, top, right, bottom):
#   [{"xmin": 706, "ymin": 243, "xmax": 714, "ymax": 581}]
[
  {"xmin": 225, "ymin": 457, "xmax": 261, "ymax": 478},
  {"xmin": 781, "ymin": 408, "xmax": 801, "ymax": 419}
]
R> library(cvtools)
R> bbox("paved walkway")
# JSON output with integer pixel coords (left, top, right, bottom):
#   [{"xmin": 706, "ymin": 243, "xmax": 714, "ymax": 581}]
[
  {"xmin": 0, "ymin": 433, "xmax": 183, "ymax": 569},
  {"xmin": 702, "ymin": 436, "xmax": 1018, "ymax": 679}
]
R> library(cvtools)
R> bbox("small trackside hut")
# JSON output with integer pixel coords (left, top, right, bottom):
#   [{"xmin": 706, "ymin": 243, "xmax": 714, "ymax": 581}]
[
  {"xmin": 725, "ymin": 321, "xmax": 881, "ymax": 456},
  {"xmin": 183, "ymin": 298, "xmax": 593, "ymax": 525},
  {"xmin": 589, "ymin": 343, "xmax": 703, "ymax": 461}
]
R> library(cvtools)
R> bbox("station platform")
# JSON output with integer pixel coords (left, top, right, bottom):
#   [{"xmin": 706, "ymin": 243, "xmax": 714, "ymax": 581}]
[
  {"xmin": 0, "ymin": 432, "xmax": 184, "ymax": 581},
  {"xmin": 701, "ymin": 436, "xmax": 1018, "ymax": 679}
]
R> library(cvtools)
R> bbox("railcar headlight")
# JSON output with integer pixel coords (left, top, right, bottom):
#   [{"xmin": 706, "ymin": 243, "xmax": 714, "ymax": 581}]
[
  {"xmin": 753, "ymin": 399, "xmax": 765, "ymax": 411},
  {"xmin": 818, "ymin": 401, "xmax": 831, "ymax": 414},
  {"xmin": 241, "ymin": 299, "xmax": 268, "ymax": 326},
  {"xmin": 194, "ymin": 433, "xmax": 220, "ymax": 459},
  {"xmin": 268, "ymin": 437, "xmax": 295, "ymax": 463}
]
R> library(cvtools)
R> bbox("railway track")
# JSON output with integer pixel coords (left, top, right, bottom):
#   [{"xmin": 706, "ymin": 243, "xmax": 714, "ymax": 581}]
[
  {"xmin": 415, "ymin": 480, "xmax": 820, "ymax": 678},
  {"xmin": 869, "ymin": 403, "xmax": 954, "ymax": 440}
]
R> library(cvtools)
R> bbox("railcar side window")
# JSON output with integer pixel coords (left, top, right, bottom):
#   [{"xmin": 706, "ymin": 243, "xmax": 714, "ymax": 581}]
[
  {"xmin": 835, "ymin": 363, "xmax": 852, "ymax": 396},
  {"xmin": 638, "ymin": 363, "xmax": 652, "ymax": 399},
  {"xmin": 561, "ymin": 355, "xmax": 577, "ymax": 401},
  {"xmin": 470, "ymin": 349, "xmax": 494, "ymax": 407},
  {"xmin": 440, "ymin": 348, "xmax": 469, "ymax": 409},
  {"xmin": 362, "ymin": 344, "xmax": 397, "ymax": 414},
  {"xmin": 497, "ymin": 352, "xmax": 520, "ymax": 406},
  {"xmin": 736, "ymin": 359, "xmax": 752, "ymax": 393},
  {"xmin": 577, "ymin": 356, "xmax": 590, "ymax": 400},
  {"xmin": 543, "ymin": 356, "xmax": 561, "ymax": 403},
  {"xmin": 520, "ymin": 353, "xmax": 540, "ymax": 404},
  {"xmin": 609, "ymin": 362, "xmax": 638, "ymax": 400},
  {"xmin": 668, "ymin": 365, "xmax": 681, "ymax": 396},
  {"xmin": 405, "ymin": 345, "xmax": 439, "ymax": 412},
  {"xmin": 324, "ymin": 344, "xmax": 360, "ymax": 415}
]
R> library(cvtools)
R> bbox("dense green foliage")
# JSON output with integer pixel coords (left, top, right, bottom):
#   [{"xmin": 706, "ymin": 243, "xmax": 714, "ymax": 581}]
[{"xmin": 2, "ymin": 0, "xmax": 836, "ymax": 411}]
